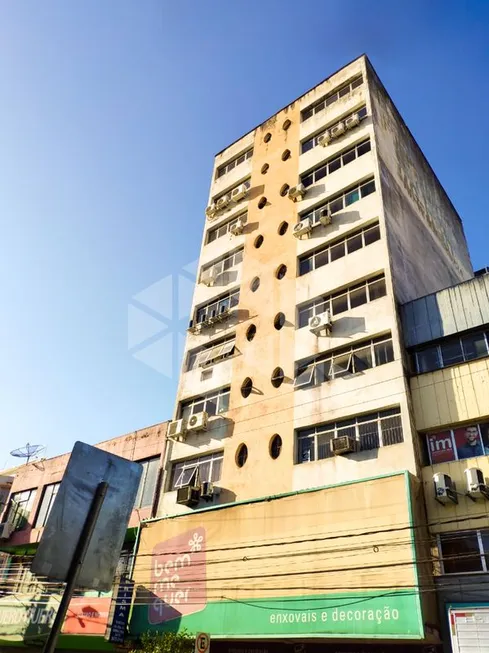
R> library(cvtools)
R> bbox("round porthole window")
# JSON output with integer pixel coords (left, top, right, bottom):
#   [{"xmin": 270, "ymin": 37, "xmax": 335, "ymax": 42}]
[
  {"xmin": 250, "ymin": 277, "xmax": 260, "ymax": 292},
  {"xmin": 264, "ymin": 132, "xmax": 272, "ymax": 143},
  {"xmin": 246, "ymin": 324, "xmax": 257, "ymax": 341},
  {"xmin": 258, "ymin": 197, "xmax": 267, "ymax": 209},
  {"xmin": 276, "ymin": 264, "xmax": 287, "ymax": 280},
  {"xmin": 254, "ymin": 234, "xmax": 264, "ymax": 248},
  {"xmin": 261, "ymin": 163, "xmax": 269, "ymax": 174},
  {"xmin": 271, "ymin": 367, "xmax": 285, "ymax": 388},
  {"xmin": 270, "ymin": 434, "xmax": 282, "ymax": 459},
  {"xmin": 241, "ymin": 377, "xmax": 253, "ymax": 398},
  {"xmin": 278, "ymin": 221, "xmax": 288, "ymax": 235},
  {"xmin": 281, "ymin": 149, "xmax": 291, "ymax": 161},
  {"xmin": 280, "ymin": 184, "xmax": 290, "ymax": 197},
  {"xmin": 236, "ymin": 444, "xmax": 248, "ymax": 467},
  {"xmin": 282, "ymin": 119, "xmax": 291, "ymax": 131},
  {"xmin": 274, "ymin": 312, "xmax": 286, "ymax": 330}
]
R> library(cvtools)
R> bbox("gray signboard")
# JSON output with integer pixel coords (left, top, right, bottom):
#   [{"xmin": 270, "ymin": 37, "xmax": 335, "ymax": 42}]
[{"xmin": 31, "ymin": 441, "xmax": 142, "ymax": 591}]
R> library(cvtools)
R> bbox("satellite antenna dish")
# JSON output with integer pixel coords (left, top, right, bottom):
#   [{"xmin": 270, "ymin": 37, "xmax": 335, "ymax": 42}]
[{"xmin": 10, "ymin": 443, "xmax": 45, "ymax": 465}]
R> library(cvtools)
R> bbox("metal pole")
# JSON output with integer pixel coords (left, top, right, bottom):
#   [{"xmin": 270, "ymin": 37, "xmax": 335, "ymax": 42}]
[{"xmin": 42, "ymin": 481, "xmax": 108, "ymax": 653}]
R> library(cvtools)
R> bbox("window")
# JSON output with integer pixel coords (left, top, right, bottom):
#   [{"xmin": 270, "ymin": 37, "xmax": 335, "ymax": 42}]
[
  {"xmin": 413, "ymin": 329, "xmax": 489, "ymax": 374},
  {"xmin": 207, "ymin": 213, "xmax": 247, "ymax": 244},
  {"xmin": 425, "ymin": 422, "xmax": 489, "ymax": 465},
  {"xmin": 195, "ymin": 288, "xmax": 240, "ymax": 324},
  {"xmin": 170, "ymin": 452, "xmax": 223, "ymax": 490},
  {"xmin": 301, "ymin": 139, "xmax": 372, "ymax": 188},
  {"xmin": 241, "ymin": 377, "xmax": 253, "ymax": 398},
  {"xmin": 271, "ymin": 367, "xmax": 285, "ymax": 388},
  {"xmin": 276, "ymin": 264, "xmax": 287, "ymax": 280},
  {"xmin": 301, "ymin": 106, "xmax": 368, "ymax": 154},
  {"xmin": 213, "ymin": 179, "xmax": 251, "ymax": 205},
  {"xmin": 258, "ymin": 197, "xmax": 267, "ymax": 209},
  {"xmin": 200, "ymin": 249, "xmax": 244, "ymax": 281},
  {"xmin": 216, "ymin": 149, "xmax": 253, "ymax": 178},
  {"xmin": 274, "ymin": 312, "xmax": 286, "ymax": 330},
  {"xmin": 270, "ymin": 435, "xmax": 282, "ymax": 459},
  {"xmin": 280, "ymin": 184, "xmax": 290, "ymax": 197},
  {"xmin": 134, "ymin": 457, "xmax": 160, "ymax": 509},
  {"xmin": 301, "ymin": 76, "xmax": 364, "ymax": 121},
  {"xmin": 298, "ymin": 177, "xmax": 376, "ymax": 226},
  {"xmin": 250, "ymin": 277, "xmax": 260, "ymax": 292},
  {"xmin": 187, "ymin": 336, "xmax": 236, "ymax": 371},
  {"xmin": 294, "ymin": 335, "xmax": 394, "ymax": 388},
  {"xmin": 281, "ymin": 149, "xmax": 291, "ymax": 161},
  {"xmin": 297, "ymin": 274, "xmax": 386, "ymax": 328},
  {"xmin": 264, "ymin": 133, "xmax": 272, "ymax": 143},
  {"xmin": 296, "ymin": 408, "xmax": 402, "ymax": 464},
  {"xmin": 261, "ymin": 163, "xmax": 269, "ymax": 174},
  {"xmin": 278, "ymin": 222, "xmax": 288, "ymax": 235},
  {"xmin": 180, "ymin": 387, "xmax": 230, "ymax": 420},
  {"xmin": 439, "ymin": 530, "xmax": 489, "ymax": 574},
  {"xmin": 236, "ymin": 444, "xmax": 248, "ymax": 467},
  {"xmin": 34, "ymin": 483, "xmax": 60, "ymax": 528},
  {"xmin": 254, "ymin": 235, "xmax": 264, "ymax": 248},
  {"xmin": 299, "ymin": 222, "xmax": 380, "ymax": 276},
  {"xmin": 6, "ymin": 489, "xmax": 36, "ymax": 530},
  {"xmin": 246, "ymin": 324, "xmax": 257, "ymax": 341}
]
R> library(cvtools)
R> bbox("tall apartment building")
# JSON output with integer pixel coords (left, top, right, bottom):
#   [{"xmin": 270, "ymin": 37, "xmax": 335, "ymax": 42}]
[{"xmin": 129, "ymin": 55, "xmax": 476, "ymax": 652}]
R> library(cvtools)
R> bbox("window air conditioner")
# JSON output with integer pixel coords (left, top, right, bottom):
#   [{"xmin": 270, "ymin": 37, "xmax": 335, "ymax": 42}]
[
  {"xmin": 201, "ymin": 481, "xmax": 214, "ymax": 501},
  {"xmin": 345, "ymin": 113, "xmax": 361, "ymax": 130},
  {"xmin": 176, "ymin": 485, "xmax": 201, "ymax": 507},
  {"xmin": 0, "ymin": 522, "xmax": 14, "ymax": 540},
  {"xmin": 319, "ymin": 208, "xmax": 332, "ymax": 226},
  {"xmin": 464, "ymin": 468, "xmax": 489, "ymax": 500},
  {"xmin": 229, "ymin": 218, "xmax": 245, "ymax": 236},
  {"xmin": 187, "ymin": 411, "xmax": 208, "ymax": 432},
  {"xmin": 231, "ymin": 184, "xmax": 249, "ymax": 202},
  {"xmin": 293, "ymin": 218, "xmax": 313, "ymax": 238},
  {"xmin": 318, "ymin": 131, "xmax": 332, "ymax": 147},
  {"xmin": 330, "ymin": 122, "xmax": 346, "ymax": 139},
  {"xmin": 308, "ymin": 310, "xmax": 332, "ymax": 335},
  {"xmin": 216, "ymin": 196, "xmax": 230, "ymax": 211},
  {"xmin": 206, "ymin": 204, "xmax": 218, "ymax": 220},
  {"xmin": 433, "ymin": 473, "xmax": 458, "ymax": 505},
  {"xmin": 168, "ymin": 419, "xmax": 187, "ymax": 442},
  {"xmin": 331, "ymin": 436, "xmax": 357, "ymax": 455},
  {"xmin": 288, "ymin": 184, "xmax": 307, "ymax": 202},
  {"xmin": 200, "ymin": 267, "xmax": 217, "ymax": 287}
]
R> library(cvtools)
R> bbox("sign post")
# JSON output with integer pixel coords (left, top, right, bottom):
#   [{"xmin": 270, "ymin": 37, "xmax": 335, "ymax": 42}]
[
  {"xmin": 107, "ymin": 576, "xmax": 135, "ymax": 644},
  {"xmin": 195, "ymin": 632, "xmax": 211, "ymax": 653}
]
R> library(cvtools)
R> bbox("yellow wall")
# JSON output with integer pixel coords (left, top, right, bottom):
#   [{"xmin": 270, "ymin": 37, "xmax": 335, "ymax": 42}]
[{"xmin": 411, "ymin": 359, "xmax": 489, "ymax": 432}]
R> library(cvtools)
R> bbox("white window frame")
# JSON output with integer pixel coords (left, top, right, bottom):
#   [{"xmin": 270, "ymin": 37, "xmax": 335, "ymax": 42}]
[
  {"xmin": 438, "ymin": 530, "xmax": 489, "ymax": 575},
  {"xmin": 195, "ymin": 288, "xmax": 240, "ymax": 324},
  {"xmin": 207, "ymin": 213, "xmax": 248, "ymax": 244},
  {"xmin": 301, "ymin": 106, "xmax": 368, "ymax": 154},
  {"xmin": 301, "ymin": 76, "xmax": 364, "ymax": 122},
  {"xmin": 216, "ymin": 149, "xmax": 253, "ymax": 178},
  {"xmin": 301, "ymin": 139, "xmax": 372, "ymax": 188},
  {"xmin": 170, "ymin": 452, "xmax": 224, "ymax": 490},
  {"xmin": 180, "ymin": 387, "xmax": 230, "ymax": 419},
  {"xmin": 299, "ymin": 177, "xmax": 376, "ymax": 227},
  {"xmin": 414, "ymin": 330, "xmax": 489, "ymax": 374},
  {"xmin": 200, "ymin": 248, "xmax": 244, "ymax": 282}
]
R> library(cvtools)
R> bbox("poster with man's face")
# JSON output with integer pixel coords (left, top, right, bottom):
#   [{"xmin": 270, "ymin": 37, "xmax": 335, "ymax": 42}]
[{"xmin": 453, "ymin": 424, "xmax": 484, "ymax": 460}]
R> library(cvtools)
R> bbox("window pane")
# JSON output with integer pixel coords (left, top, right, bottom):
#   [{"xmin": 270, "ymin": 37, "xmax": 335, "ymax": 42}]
[
  {"xmin": 374, "ymin": 340, "xmax": 394, "ymax": 366},
  {"xmin": 440, "ymin": 532, "xmax": 483, "ymax": 574},
  {"xmin": 381, "ymin": 415, "xmax": 403, "ymax": 446},
  {"xmin": 316, "ymin": 360, "xmax": 331, "ymax": 384},
  {"xmin": 298, "ymin": 307, "xmax": 312, "ymax": 329},
  {"xmin": 223, "ymin": 257, "xmax": 232, "ymax": 271},
  {"xmin": 345, "ymin": 189, "xmax": 360, "ymax": 206},
  {"xmin": 199, "ymin": 461, "xmax": 211, "ymax": 483},
  {"xmin": 364, "ymin": 224, "xmax": 380, "ymax": 245},
  {"xmin": 353, "ymin": 347, "xmax": 373, "ymax": 372},
  {"xmin": 330, "ymin": 197, "xmax": 344, "ymax": 213},
  {"xmin": 140, "ymin": 458, "xmax": 159, "ymax": 508},
  {"xmin": 317, "ymin": 433, "xmax": 334, "ymax": 459},
  {"xmin": 358, "ymin": 106, "xmax": 367, "ymax": 119},
  {"xmin": 462, "ymin": 332, "xmax": 488, "ymax": 361},
  {"xmin": 315, "ymin": 166, "xmax": 327, "ymax": 182},
  {"xmin": 328, "ymin": 157, "xmax": 341, "ymax": 174},
  {"xmin": 326, "ymin": 93, "xmax": 337, "ymax": 107},
  {"xmin": 359, "ymin": 421, "xmax": 379, "ymax": 450},
  {"xmin": 294, "ymin": 365, "xmax": 315, "ymax": 388},
  {"xmin": 349, "ymin": 285, "xmax": 367, "ymax": 309},
  {"xmin": 299, "ymin": 258, "xmax": 312, "ymax": 276},
  {"xmin": 208, "ymin": 230, "xmax": 217, "ymax": 243},
  {"xmin": 441, "ymin": 340, "xmax": 464, "ymax": 366},
  {"xmin": 351, "ymin": 76, "xmax": 363, "ymax": 89},
  {"xmin": 342, "ymin": 149, "xmax": 356, "ymax": 166},
  {"xmin": 330, "ymin": 242, "xmax": 346, "ymax": 262},
  {"xmin": 302, "ymin": 174, "xmax": 313, "ymax": 188},
  {"xmin": 302, "ymin": 108, "xmax": 313, "ymax": 121},
  {"xmin": 211, "ymin": 457, "xmax": 223, "ymax": 482},
  {"xmin": 416, "ymin": 347, "xmax": 441, "ymax": 373},
  {"xmin": 206, "ymin": 398, "xmax": 217, "ymax": 416},
  {"xmin": 361, "ymin": 180, "xmax": 376, "ymax": 197},
  {"xmin": 315, "ymin": 249, "xmax": 329, "ymax": 269},
  {"xmin": 357, "ymin": 140, "xmax": 371, "ymax": 156},
  {"xmin": 331, "ymin": 353, "xmax": 352, "ymax": 377},
  {"xmin": 218, "ymin": 392, "xmax": 229, "ymax": 413},
  {"xmin": 347, "ymin": 234, "xmax": 363, "ymax": 254},
  {"xmin": 332, "ymin": 293, "xmax": 349, "ymax": 315},
  {"xmin": 302, "ymin": 140, "xmax": 313, "ymax": 154},
  {"xmin": 193, "ymin": 401, "xmax": 204, "ymax": 414},
  {"xmin": 298, "ymin": 437, "xmax": 315, "ymax": 463},
  {"xmin": 368, "ymin": 278, "xmax": 386, "ymax": 301},
  {"xmin": 181, "ymin": 404, "xmax": 192, "ymax": 420},
  {"xmin": 234, "ymin": 249, "xmax": 243, "ymax": 265},
  {"xmin": 481, "ymin": 531, "xmax": 489, "ymax": 569}
]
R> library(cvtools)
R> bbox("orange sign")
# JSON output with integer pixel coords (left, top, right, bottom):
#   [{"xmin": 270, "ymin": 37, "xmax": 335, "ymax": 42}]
[{"xmin": 62, "ymin": 596, "xmax": 111, "ymax": 635}]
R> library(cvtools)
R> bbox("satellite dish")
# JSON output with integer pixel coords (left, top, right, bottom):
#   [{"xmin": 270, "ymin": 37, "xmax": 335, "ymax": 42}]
[{"xmin": 10, "ymin": 443, "xmax": 45, "ymax": 465}]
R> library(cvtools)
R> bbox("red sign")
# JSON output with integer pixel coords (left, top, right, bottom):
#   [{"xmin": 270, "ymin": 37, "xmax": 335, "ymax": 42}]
[
  {"xmin": 149, "ymin": 527, "xmax": 206, "ymax": 624},
  {"xmin": 426, "ymin": 431, "xmax": 456, "ymax": 464},
  {"xmin": 62, "ymin": 596, "xmax": 111, "ymax": 635}
]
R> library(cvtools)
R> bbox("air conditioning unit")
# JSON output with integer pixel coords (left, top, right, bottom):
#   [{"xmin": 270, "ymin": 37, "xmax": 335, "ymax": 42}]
[
  {"xmin": 331, "ymin": 436, "xmax": 357, "ymax": 455},
  {"xmin": 293, "ymin": 218, "xmax": 313, "ymax": 238},
  {"xmin": 288, "ymin": 184, "xmax": 307, "ymax": 202},
  {"xmin": 319, "ymin": 208, "xmax": 332, "ymax": 226},
  {"xmin": 187, "ymin": 411, "xmax": 208, "ymax": 432},
  {"xmin": 200, "ymin": 267, "xmax": 217, "ymax": 286},
  {"xmin": 201, "ymin": 481, "xmax": 214, "ymax": 501},
  {"xmin": 206, "ymin": 204, "xmax": 218, "ymax": 220},
  {"xmin": 168, "ymin": 419, "xmax": 187, "ymax": 442},
  {"xmin": 330, "ymin": 122, "xmax": 346, "ymax": 139},
  {"xmin": 229, "ymin": 218, "xmax": 245, "ymax": 236},
  {"xmin": 308, "ymin": 310, "xmax": 332, "ymax": 335},
  {"xmin": 176, "ymin": 485, "xmax": 201, "ymax": 507},
  {"xmin": 187, "ymin": 320, "xmax": 202, "ymax": 334},
  {"xmin": 231, "ymin": 184, "xmax": 249, "ymax": 202},
  {"xmin": 216, "ymin": 305, "xmax": 231, "ymax": 321},
  {"xmin": 433, "ymin": 473, "xmax": 458, "ymax": 505},
  {"xmin": 0, "ymin": 522, "xmax": 14, "ymax": 540},
  {"xmin": 465, "ymin": 468, "xmax": 489, "ymax": 500},
  {"xmin": 318, "ymin": 131, "xmax": 332, "ymax": 147},
  {"xmin": 216, "ymin": 196, "xmax": 230, "ymax": 211},
  {"xmin": 345, "ymin": 113, "xmax": 361, "ymax": 130}
]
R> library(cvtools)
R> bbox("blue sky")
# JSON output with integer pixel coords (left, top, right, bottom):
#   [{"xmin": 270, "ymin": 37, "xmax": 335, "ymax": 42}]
[{"xmin": 0, "ymin": 0, "xmax": 488, "ymax": 467}]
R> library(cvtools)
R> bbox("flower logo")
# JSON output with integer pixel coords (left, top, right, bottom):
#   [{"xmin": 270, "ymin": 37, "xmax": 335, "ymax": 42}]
[{"xmin": 189, "ymin": 533, "xmax": 203, "ymax": 552}]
